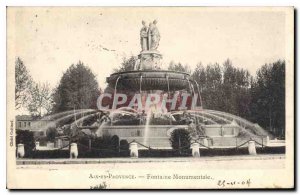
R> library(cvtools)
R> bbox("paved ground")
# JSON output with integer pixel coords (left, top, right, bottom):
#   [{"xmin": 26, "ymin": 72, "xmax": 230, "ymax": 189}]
[{"xmin": 16, "ymin": 154, "xmax": 285, "ymax": 169}]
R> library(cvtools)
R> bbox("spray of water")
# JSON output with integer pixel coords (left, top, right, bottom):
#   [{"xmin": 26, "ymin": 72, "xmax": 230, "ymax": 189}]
[
  {"xmin": 143, "ymin": 109, "xmax": 153, "ymax": 146},
  {"xmin": 36, "ymin": 109, "xmax": 96, "ymax": 132}
]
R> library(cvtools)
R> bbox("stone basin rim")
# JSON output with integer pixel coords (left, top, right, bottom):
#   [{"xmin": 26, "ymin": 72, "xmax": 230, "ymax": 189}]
[{"xmin": 109, "ymin": 70, "xmax": 191, "ymax": 77}]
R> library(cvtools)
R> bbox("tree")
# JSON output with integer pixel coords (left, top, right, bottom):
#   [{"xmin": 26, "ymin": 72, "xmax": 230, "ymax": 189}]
[
  {"xmin": 26, "ymin": 82, "xmax": 53, "ymax": 117},
  {"xmin": 192, "ymin": 62, "xmax": 223, "ymax": 110},
  {"xmin": 169, "ymin": 129, "xmax": 191, "ymax": 155},
  {"xmin": 190, "ymin": 59, "xmax": 284, "ymax": 137},
  {"xmin": 192, "ymin": 59, "xmax": 252, "ymax": 119},
  {"xmin": 52, "ymin": 61, "xmax": 100, "ymax": 113},
  {"xmin": 168, "ymin": 61, "xmax": 191, "ymax": 74},
  {"xmin": 222, "ymin": 59, "xmax": 252, "ymax": 116},
  {"xmin": 15, "ymin": 57, "xmax": 33, "ymax": 110},
  {"xmin": 113, "ymin": 56, "xmax": 136, "ymax": 73},
  {"xmin": 250, "ymin": 60, "xmax": 285, "ymax": 137}
]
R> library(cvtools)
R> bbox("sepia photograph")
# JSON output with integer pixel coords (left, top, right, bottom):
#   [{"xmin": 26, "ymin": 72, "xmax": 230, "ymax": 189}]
[{"xmin": 6, "ymin": 6, "xmax": 294, "ymax": 189}]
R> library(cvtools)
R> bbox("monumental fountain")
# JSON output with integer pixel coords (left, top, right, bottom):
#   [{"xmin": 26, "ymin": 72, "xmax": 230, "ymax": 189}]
[
  {"xmin": 18, "ymin": 20, "xmax": 274, "ymax": 158},
  {"xmin": 91, "ymin": 20, "xmax": 272, "ymax": 150}
]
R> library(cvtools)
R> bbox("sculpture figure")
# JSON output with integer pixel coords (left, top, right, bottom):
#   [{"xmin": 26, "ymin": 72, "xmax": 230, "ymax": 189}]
[
  {"xmin": 136, "ymin": 20, "xmax": 162, "ymax": 70},
  {"xmin": 148, "ymin": 20, "xmax": 160, "ymax": 50},
  {"xmin": 140, "ymin": 21, "xmax": 148, "ymax": 51},
  {"xmin": 140, "ymin": 20, "xmax": 160, "ymax": 51}
]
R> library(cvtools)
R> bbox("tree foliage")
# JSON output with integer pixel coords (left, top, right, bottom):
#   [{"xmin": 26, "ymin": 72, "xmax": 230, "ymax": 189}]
[
  {"xmin": 192, "ymin": 62, "xmax": 223, "ymax": 111},
  {"xmin": 192, "ymin": 59, "xmax": 252, "ymax": 118},
  {"xmin": 221, "ymin": 59, "xmax": 252, "ymax": 117},
  {"xmin": 26, "ymin": 82, "xmax": 53, "ymax": 117},
  {"xmin": 15, "ymin": 57, "xmax": 33, "ymax": 110},
  {"xmin": 250, "ymin": 60, "xmax": 285, "ymax": 136},
  {"xmin": 168, "ymin": 61, "xmax": 191, "ymax": 74},
  {"xmin": 191, "ymin": 59, "xmax": 285, "ymax": 137},
  {"xmin": 113, "ymin": 56, "xmax": 136, "ymax": 73},
  {"xmin": 52, "ymin": 61, "xmax": 100, "ymax": 113},
  {"xmin": 15, "ymin": 57, "xmax": 54, "ymax": 116}
]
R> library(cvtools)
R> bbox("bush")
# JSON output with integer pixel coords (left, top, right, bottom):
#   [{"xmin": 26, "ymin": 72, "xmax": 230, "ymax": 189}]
[
  {"xmin": 119, "ymin": 139, "xmax": 130, "ymax": 157},
  {"xmin": 35, "ymin": 136, "xmax": 48, "ymax": 146},
  {"xmin": 139, "ymin": 149, "xmax": 191, "ymax": 157},
  {"xmin": 16, "ymin": 130, "xmax": 35, "ymax": 157},
  {"xmin": 32, "ymin": 150, "xmax": 69, "ymax": 159},
  {"xmin": 76, "ymin": 135, "xmax": 123, "ymax": 158},
  {"xmin": 169, "ymin": 129, "xmax": 191, "ymax": 155},
  {"xmin": 46, "ymin": 127, "xmax": 57, "ymax": 142}
]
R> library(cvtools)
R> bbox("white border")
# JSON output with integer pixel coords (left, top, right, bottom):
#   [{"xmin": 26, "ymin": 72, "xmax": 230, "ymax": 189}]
[{"xmin": 1, "ymin": 0, "xmax": 298, "ymax": 194}]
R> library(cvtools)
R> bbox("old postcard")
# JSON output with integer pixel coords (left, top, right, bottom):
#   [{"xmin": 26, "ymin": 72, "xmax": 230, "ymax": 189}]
[{"xmin": 6, "ymin": 7, "xmax": 294, "ymax": 189}]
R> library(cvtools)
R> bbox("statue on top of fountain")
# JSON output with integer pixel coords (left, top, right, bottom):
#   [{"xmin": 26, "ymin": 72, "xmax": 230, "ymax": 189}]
[
  {"xmin": 140, "ymin": 20, "xmax": 160, "ymax": 51},
  {"xmin": 135, "ymin": 20, "xmax": 163, "ymax": 71}
]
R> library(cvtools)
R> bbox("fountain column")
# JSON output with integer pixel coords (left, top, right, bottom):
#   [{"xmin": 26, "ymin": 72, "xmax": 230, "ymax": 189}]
[
  {"xmin": 190, "ymin": 142, "xmax": 200, "ymax": 157},
  {"xmin": 70, "ymin": 143, "xmax": 78, "ymax": 159},
  {"xmin": 17, "ymin": 144, "xmax": 25, "ymax": 158},
  {"xmin": 129, "ymin": 142, "xmax": 139, "ymax": 158},
  {"xmin": 248, "ymin": 140, "xmax": 257, "ymax": 155}
]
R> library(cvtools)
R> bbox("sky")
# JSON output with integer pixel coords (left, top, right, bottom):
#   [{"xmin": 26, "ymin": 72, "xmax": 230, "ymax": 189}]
[{"xmin": 8, "ymin": 7, "xmax": 287, "ymax": 89}]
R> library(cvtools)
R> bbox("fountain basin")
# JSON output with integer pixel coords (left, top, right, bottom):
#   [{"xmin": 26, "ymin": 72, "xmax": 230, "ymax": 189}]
[
  {"xmin": 98, "ymin": 125, "xmax": 188, "ymax": 149},
  {"xmin": 96, "ymin": 124, "xmax": 242, "ymax": 149},
  {"xmin": 106, "ymin": 70, "xmax": 193, "ymax": 91}
]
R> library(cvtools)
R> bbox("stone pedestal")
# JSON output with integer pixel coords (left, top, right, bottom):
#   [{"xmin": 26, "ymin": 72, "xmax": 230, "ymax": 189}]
[
  {"xmin": 70, "ymin": 143, "xmax": 78, "ymax": 159},
  {"xmin": 203, "ymin": 138, "xmax": 208, "ymax": 147},
  {"xmin": 248, "ymin": 140, "xmax": 257, "ymax": 155},
  {"xmin": 17, "ymin": 144, "xmax": 25, "ymax": 158},
  {"xmin": 266, "ymin": 136, "xmax": 270, "ymax": 146},
  {"xmin": 190, "ymin": 142, "xmax": 200, "ymax": 157},
  {"xmin": 129, "ymin": 142, "xmax": 139, "ymax": 158},
  {"xmin": 47, "ymin": 142, "xmax": 54, "ymax": 149},
  {"xmin": 35, "ymin": 141, "xmax": 40, "ymax": 150},
  {"xmin": 137, "ymin": 51, "xmax": 162, "ymax": 70},
  {"xmin": 57, "ymin": 138, "xmax": 63, "ymax": 149}
]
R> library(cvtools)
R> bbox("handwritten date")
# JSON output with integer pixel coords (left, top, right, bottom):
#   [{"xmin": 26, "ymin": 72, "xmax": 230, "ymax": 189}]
[{"xmin": 217, "ymin": 179, "xmax": 251, "ymax": 188}]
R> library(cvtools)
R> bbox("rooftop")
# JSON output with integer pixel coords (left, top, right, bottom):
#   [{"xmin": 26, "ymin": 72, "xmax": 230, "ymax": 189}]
[{"xmin": 15, "ymin": 115, "xmax": 33, "ymax": 121}]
